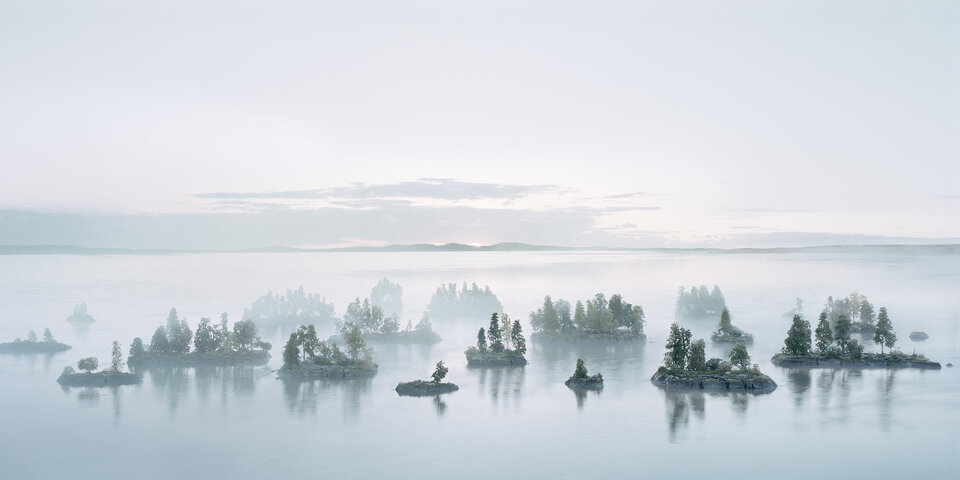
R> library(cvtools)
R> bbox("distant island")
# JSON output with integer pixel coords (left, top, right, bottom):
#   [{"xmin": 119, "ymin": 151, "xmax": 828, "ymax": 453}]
[
  {"xmin": 710, "ymin": 307, "xmax": 753, "ymax": 344},
  {"xmin": 279, "ymin": 323, "xmax": 378, "ymax": 379},
  {"xmin": 676, "ymin": 285, "xmax": 725, "ymax": 317},
  {"xmin": 464, "ymin": 313, "xmax": 527, "ymax": 367},
  {"xmin": 821, "ymin": 292, "xmax": 878, "ymax": 334},
  {"xmin": 565, "ymin": 359, "xmax": 603, "ymax": 390},
  {"xmin": 529, "ymin": 293, "xmax": 646, "ymax": 342},
  {"xmin": 58, "ymin": 341, "xmax": 141, "ymax": 387},
  {"xmin": 651, "ymin": 324, "xmax": 776, "ymax": 392},
  {"xmin": 428, "ymin": 282, "xmax": 503, "ymax": 321},
  {"xmin": 395, "ymin": 361, "xmax": 459, "ymax": 396},
  {"xmin": 65, "ymin": 302, "xmax": 95, "ymax": 323},
  {"xmin": 0, "ymin": 329, "xmax": 71, "ymax": 354},
  {"xmin": 127, "ymin": 309, "xmax": 272, "ymax": 367},
  {"xmin": 327, "ymin": 298, "xmax": 441, "ymax": 345},
  {"xmin": 772, "ymin": 311, "xmax": 941, "ymax": 369},
  {"xmin": 243, "ymin": 287, "xmax": 336, "ymax": 333}
]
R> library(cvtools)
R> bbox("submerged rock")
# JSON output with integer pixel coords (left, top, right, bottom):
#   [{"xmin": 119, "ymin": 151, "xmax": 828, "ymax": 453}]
[{"xmin": 395, "ymin": 380, "xmax": 459, "ymax": 396}]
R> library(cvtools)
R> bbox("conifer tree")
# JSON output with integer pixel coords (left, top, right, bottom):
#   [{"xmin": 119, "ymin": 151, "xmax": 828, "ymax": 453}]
[
  {"xmin": 431, "ymin": 361, "xmax": 448, "ymax": 383},
  {"xmin": 111, "ymin": 340, "xmax": 123, "ymax": 372},
  {"xmin": 873, "ymin": 307, "xmax": 897, "ymax": 354},
  {"xmin": 487, "ymin": 313, "xmax": 504, "ymax": 353},
  {"xmin": 511, "ymin": 320, "xmax": 526, "ymax": 355},
  {"xmin": 476, "ymin": 327, "xmax": 487, "ymax": 352},
  {"xmin": 814, "ymin": 312, "xmax": 833, "ymax": 354},
  {"xmin": 835, "ymin": 314, "xmax": 852, "ymax": 353},
  {"xmin": 688, "ymin": 339, "xmax": 707, "ymax": 371},
  {"xmin": 784, "ymin": 314, "xmax": 812, "ymax": 355}
]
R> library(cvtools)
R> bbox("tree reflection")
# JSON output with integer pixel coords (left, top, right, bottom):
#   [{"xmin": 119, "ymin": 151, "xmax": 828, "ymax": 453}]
[
  {"xmin": 281, "ymin": 378, "xmax": 372, "ymax": 421},
  {"xmin": 473, "ymin": 366, "xmax": 525, "ymax": 411}
]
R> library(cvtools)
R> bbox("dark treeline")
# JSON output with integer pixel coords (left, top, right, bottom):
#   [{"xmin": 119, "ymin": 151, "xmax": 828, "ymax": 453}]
[
  {"xmin": 530, "ymin": 293, "xmax": 645, "ymax": 338},
  {"xmin": 782, "ymin": 306, "xmax": 898, "ymax": 359},
  {"xmin": 243, "ymin": 287, "xmax": 337, "ymax": 332},
  {"xmin": 675, "ymin": 285, "xmax": 726, "ymax": 316},
  {"xmin": 282, "ymin": 323, "xmax": 374, "ymax": 370},
  {"xmin": 133, "ymin": 309, "xmax": 271, "ymax": 359},
  {"xmin": 0, "ymin": 328, "xmax": 71, "ymax": 353},
  {"xmin": 465, "ymin": 313, "xmax": 527, "ymax": 366},
  {"xmin": 427, "ymin": 282, "xmax": 503, "ymax": 320}
]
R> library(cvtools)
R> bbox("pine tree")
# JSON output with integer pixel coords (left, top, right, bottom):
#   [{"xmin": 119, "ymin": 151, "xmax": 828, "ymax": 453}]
[
  {"xmin": 150, "ymin": 326, "xmax": 169, "ymax": 353},
  {"xmin": 431, "ymin": 361, "xmax": 448, "ymax": 383},
  {"xmin": 784, "ymin": 314, "xmax": 812, "ymax": 355},
  {"xmin": 688, "ymin": 339, "xmax": 707, "ymax": 371},
  {"xmin": 860, "ymin": 300, "xmax": 876, "ymax": 326},
  {"xmin": 43, "ymin": 328, "xmax": 55, "ymax": 343},
  {"xmin": 664, "ymin": 323, "xmax": 692, "ymax": 370},
  {"xmin": 814, "ymin": 312, "xmax": 833, "ymax": 354},
  {"xmin": 873, "ymin": 307, "xmax": 897, "ymax": 354},
  {"xmin": 129, "ymin": 337, "xmax": 145, "ymax": 359},
  {"xmin": 511, "ymin": 320, "xmax": 526, "ymax": 355},
  {"xmin": 111, "ymin": 340, "xmax": 123, "ymax": 372},
  {"xmin": 282, "ymin": 332, "xmax": 300, "ymax": 368},
  {"xmin": 476, "ymin": 327, "xmax": 487, "ymax": 352},
  {"xmin": 719, "ymin": 307, "xmax": 732, "ymax": 333},
  {"xmin": 488, "ymin": 313, "xmax": 504, "ymax": 353},
  {"xmin": 835, "ymin": 314, "xmax": 852, "ymax": 353},
  {"xmin": 573, "ymin": 301, "xmax": 587, "ymax": 331},
  {"xmin": 729, "ymin": 343, "xmax": 751, "ymax": 370},
  {"xmin": 573, "ymin": 358, "xmax": 588, "ymax": 380}
]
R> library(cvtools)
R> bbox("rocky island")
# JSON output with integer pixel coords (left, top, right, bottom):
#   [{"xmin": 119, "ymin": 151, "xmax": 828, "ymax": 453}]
[
  {"xmin": 57, "ymin": 341, "xmax": 142, "ymax": 387},
  {"xmin": 564, "ymin": 358, "xmax": 603, "ymax": 390},
  {"xmin": 710, "ymin": 307, "xmax": 753, "ymax": 344},
  {"xmin": 279, "ymin": 323, "xmax": 378, "ymax": 379},
  {"xmin": 529, "ymin": 293, "xmax": 646, "ymax": 343},
  {"xmin": 650, "ymin": 324, "xmax": 776, "ymax": 392},
  {"xmin": 772, "ymin": 310, "xmax": 940, "ymax": 369},
  {"xmin": 0, "ymin": 329, "xmax": 71, "ymax": 354},
  {"xmin": 464, "ymin": 313, "xmax": 528, "ymax": 367},
  {"xmin": 327, "ymin": 301, "xmax": 441, "ymax": 345},
  {"xmin": 396, "ymin": 361, "xmax": 459, "ymax": 396},
  {"xmin": 127, "ymin": 310, "xmax": 271, "ymax": 367}
]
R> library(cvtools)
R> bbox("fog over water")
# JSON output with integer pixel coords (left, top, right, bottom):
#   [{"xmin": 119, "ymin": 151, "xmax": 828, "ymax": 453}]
[{"xmin": 0, "ymin": 250, "xmax": 958, "ymax": 479}]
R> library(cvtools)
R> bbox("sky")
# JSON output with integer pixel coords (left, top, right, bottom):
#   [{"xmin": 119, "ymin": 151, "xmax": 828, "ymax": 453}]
[{"xmin": 0, "ymin": 0, "xmax": 957, "ymax": 249}]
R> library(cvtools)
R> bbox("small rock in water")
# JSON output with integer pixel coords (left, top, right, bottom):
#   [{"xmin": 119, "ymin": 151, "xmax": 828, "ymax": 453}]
[{"xmin": 946, "ymin": 363, "xmax": 953, "ymax": 367}]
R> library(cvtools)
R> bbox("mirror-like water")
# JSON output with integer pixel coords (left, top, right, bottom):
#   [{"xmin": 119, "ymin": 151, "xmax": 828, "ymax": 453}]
[{"xmin": 0, "ymin": 251, "xmax": 957, "ymax": 479}]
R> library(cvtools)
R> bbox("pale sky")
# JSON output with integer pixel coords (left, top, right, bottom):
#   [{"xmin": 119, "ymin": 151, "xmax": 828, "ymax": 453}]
[{"xmin": 0, "ymin": 1, "xmax": 957, "ymax": 248}]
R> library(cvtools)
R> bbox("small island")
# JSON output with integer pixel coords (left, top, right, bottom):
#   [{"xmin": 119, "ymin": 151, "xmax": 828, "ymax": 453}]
[
  {"xmin": 127, "ymin": 310, "xmax": 272, "ymax": 367},
  {"xmin": 676, "ymin": 285, "xmax": 726, "ymax": 317},
  {"xmin": 565, "ymin": 358, "xmax": 603, "ymax": 390},
  {"xmin": 822, "ymin": 292, "xmax": 878, "ymax": 334},
  {"xmin": 327, "ymin": 299, "xmax": 441, "ymax": 344},
  {"xmin": 464, "ymin": 313, "xmax": 528, "ymax": 367},
  {"xmin": 710, "ymin": 307, "xmax": 753, "ymax": 344},
  {"xmin": 529, "ymin": 293, "xmax": 646, "ymax": 342},
  {"xmin": 0, "ymin": 329, "xmax": 71, "ymax": 354},
  {"xmin": 57, "ymin": 341, "xmax": 142, "ymax": 387},
  {"xmin": 396, "ymin": 361, "xmax": 459, "ymax": 396},
  {"xmin": 428, "ymin": 282, "xmax": 504, "ymax": 321},
  {"xmin": 771, "ymin": 310, "xmax": 941, "ymax": 369},
  {"xmin": 65, "ymin": 302, "xmax": 95, "ymax": 323},
  {"xmin": 279, "ymin": 323, "xmax": 378, "ymax": 379},
  {"xmin": 244, "ymin": 286, "xmax": 337, "ymax": 333},
  {"xmin": 651, "ymin": 324, "xmax": 777, "ymax": 392}
]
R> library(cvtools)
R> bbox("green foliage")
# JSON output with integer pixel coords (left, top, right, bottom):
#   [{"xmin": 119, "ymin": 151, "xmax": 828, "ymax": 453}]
[
  {"xmin": 676, "ymin": 285, "xmax": 726, "ymax": 316},
  {"xmin": 343, "ymin": 322, "xmax": 373, "ymax": 363},
  {"xmin": 814, "ymin": 312, "xmax": 833, "ymax": 353},
  {"xmin": 296, "ymin": 324, "xmax": 320, "ymax": 362},
  {"xmin": 232, "ymin": 319, "xmax": 259, "ymax": 351},
  {"xmin": 150, "ymin": 326, "xmax": 169, "ymax": 353},
  {"xmin": 873, "ymin": 307, "xmax": 897, "ymax": 354},
  {"xmin": 370, "ymin": 277, "xmax": 403, "ymax": 317},
  {"xmin": 111, "ymin": 340, "xmax": 123, "ymax": 372},
  {"xmin": 532, "ymin": 292, "xmax": 645, "ymax": 336},
  {"xmin": 573, "ymin": 301, "xmax": 587, "ymax": 331},
  {"xmin": 431, "ymin": 360, "xmax": 448, "ymax": 383},
  {"xmin": 488, "ymin": 313, "xmax": 504, "ymax": 353},
  {"xmin": 573, "ymin": 358, "xmax": 589, "ymax": 380},
  {"xmin": 129, "ymin": 337, "xmax": 145, "ymax": 358},
  {"xmin": 282, "ymin": 332, "xmax": 301, "ymax": 368},
  {"xmin": 688, "ymin": 339, "xmax": 707, "ymax": 371},
  {"xmin": 729, "ymin": 343, "xmax": 751, "ymax": 370},
  {"xmin": 43, "ymin": 328, "xmax": 55, "ymax": 343},
  {"xmin": 860, "ymin": 300, "xmax": 876, "ymax": 326},
  {"xmin": 194, "ymin": 317, "xmax": 219, "ymax": 354},
  {"xmin": 719, "ymin": 308, "xmax": 732, "ymax": 331},
  {"xmin": 834, "ymin": 314, "xmax": 852, "ymax": 353},
  {"xmin": 847, "ymin": 338, "xmax": 864, "ymax": 360},
  {"xmin": 476, "ymin": 327, "xmax": 487, "ymax": 352},
  {"xmin": 664, "ymin": 323, "xmax": 692, "ymax": 370},
  {"xmin": 784, "ymin": 314, "xmax": 812, "ymax": 355},
  {"xmin": 511, "ymin": 320, "xmax": 526, "ymax": 355},
  {"xmin": 427, "ymin": 282, "xmax": 503, "ymax": 320},
  {"xmin": 705, "ymin": 357, "xmax": 723, "ymax": 371},
  {"xmin": 244, "ymin": 287, "xmax": 336, "ymax": 332},
  {"xmin": 77, "ymin": 357, "xmax": 98, "ymax": 373}
]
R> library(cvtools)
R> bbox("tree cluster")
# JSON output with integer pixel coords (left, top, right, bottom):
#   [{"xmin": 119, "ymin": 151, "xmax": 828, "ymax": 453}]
[
  {"xmin": 243, "ymin": 287, "xmax": 336, "ymax": 331},
  {"xmin": 472, "ymin": 313, "xmax": 526, "ymax": 355},
  {"xmin": 370, "ymin": 277, "xmax": 403, "ymax": 317},
  {"xmin": 794, "ymin": 307, "xmax": 896, "ymax": 357},
  {"xmin": 823, "ymin": 292, "xmax": 876, "ymax": 329},
  {"xmin": 675, "ymin": 285, "xmax": 725, "ymax": 316},
  {"xmin": 339, "ymin": 297, "xmax": 400, "ymax": 335},
  {"xmin": 12, "ymin": 328, "xmax": 57, "ymax": 344},
  {"xmin": 143, "ymin": 309, "xmax": 270, "ymax": 356},
  {"xmin": 710, "ymin": 307, "xmax": 752, "ymax": 342},
  {"xmin": 282, "ymin": 322, "xmax": 373, "ymax": 369},
  {"xmin": 530, "ymin": 293, "xmax": 645, "ymax": 336},
  {"xmin": 663, "ymin": 323, "xmax": 752, "ymax": 373},
  {"xmin": 427, "ymin": 282, "xmax": 503, "ymax": 320}
]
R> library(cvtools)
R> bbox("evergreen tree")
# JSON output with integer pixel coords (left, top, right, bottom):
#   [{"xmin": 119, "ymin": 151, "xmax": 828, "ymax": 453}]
[
  {"xmin": 150, "ymin": 326, "xmax": 169, "ymax": 353},
  {"xmin": 860, "ymin": 300, "xmax": 876, "ymax": 326},
  {"xmin": 194, "ymin": 318, "xmax": 217, "ymax": 354},
  {"xmin": 43, "ymin": 328, "xmax": 55, "ymax": 343},
  {"xmin": 129, "ymin": 337, "xmax": 145, "ymax": 358},
  {"xmin": 814, "ymin": 312, "xmax": 833, "ymax": 354},
  {"xmin": 729, "ymin": 343, "xmax": 751, "ymax": 370},
  {"xmin": 784, "ymin": 314, "xmax": 812, "ymax": 355},
  {"xmin": 476, "ymin": 327, "xmax": 487, "ymax": 352},
  {"xmin": 873, "ymin": 307, "xmax": 897, "ymax": 354},
  {"xmin": 573, "ymin": 358, "xmax": 589, "ymax": 380},
  {"xmin": 542, "ymin": 296, "xmax": 560, "ymax": 334},
  {"xmin": 573, "ymin": 301, "xmax": 587, "ymax": 331},
  {"xmin": 343, "ymin": 322, "xmax": 372, "ymax": 363},
  {"xmin": 487, "ymin": 313, "xmax": 504, "ymax": 353},
  {"xmin": 511, "ymin": 320, "xmax": 526, "ymax": 355},
  {"xmin": 282, "ymin": 332, "xmax": 300, "ymax": 368},
  {"xmin": 664, "ymin": 323, "xmax": 692, "ymax": 370},
  {"xmin": 27, "ymin": 330, "xmax": 37, "ymax": 342},
  {"xmin": 111, "ymin": 340, "xmax": 123, "ymax": 372},
  {"xmin": 688, "ymin": 339, "xmax": 707, "ymax": 371},
  {"xmin": 835, "ymin": 314, "xmax": 852, "ymax": 353},
  {"xmin": 719, "ymin": 307, "xmax": 732, "ymax": 333},
  {"xmin": 431, "ymin": 361, "xmax": 448, "ymax": 383},
  {"xmin": 848, "ymin": 338, "xmax": 864, "ymax": 360}
]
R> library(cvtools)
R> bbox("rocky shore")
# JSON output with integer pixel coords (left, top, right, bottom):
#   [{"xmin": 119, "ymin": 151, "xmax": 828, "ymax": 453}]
[
  {"xmin": 771, "ymin": 353, "xmax": 940, "ymax": 369},
  {"xmin": 57, "ymin": 371, "xmax": 142, "ymax": 387},
  {"xmin": 395, "ymin": 380, "xmax": 459, "ymax": 396},
  {"xmin": 650, "ymin": 367, "xmax": 777, "ymax": 392}
]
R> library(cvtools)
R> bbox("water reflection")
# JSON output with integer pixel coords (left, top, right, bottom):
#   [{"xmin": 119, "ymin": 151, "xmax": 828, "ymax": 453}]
[
  {"xmin": 662, "ymin": 390, "xmax": 705, "ymax": 443},
  {"xmin": 532, "ymin": 340, "xmax": 645, "ymax": 387},
  {"xmin": 787, "ymin": 368, "xmax": 812, "ymax": 408},
  {"xmin": 133, "ymin": 365, "xmax": 270, "ymax": 415},
  {"xmin": 433, "ymin": 395, "xmax": 447, "ymax": 416},
  {"xmin": 877, "ymin": 370, "xmax": 896, "ymax": 432},
  {"xmin": 281, "ymin": 378, "xmax": 372, "ymax": 421},
  {"xmin": 473, "ymin": 367, "xmax": 525, "ymax": 410},
  {"xmin": 570, "ymin": 387, "xmax": 602, "ymax": 410}
]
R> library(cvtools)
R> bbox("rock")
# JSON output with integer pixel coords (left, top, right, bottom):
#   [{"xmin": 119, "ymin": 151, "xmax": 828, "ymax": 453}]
[
  {"xmin": 946, "ymin": 363, "xmax": 953, "ymax": 367},
  {"xmin": 909, "ymin": 331, "xmax": 929, "ymax": 341},
  {"xmin": 464, "ymin": 348, "xmax": 527, "ymax": 367},
  {"xmin": 650, "ymin": 367, "xmax": 777, "ymax": 392},
  {"xmin": 565, "ymin": 376, "xmax": 604, "ymax": 391},
  {"xmin": 57, "ymin": 371, "xmax": 141, "ymax": 387},
  {"xmin": 395, "ymin": 380, "xmax": 459, "ymax": 396}
]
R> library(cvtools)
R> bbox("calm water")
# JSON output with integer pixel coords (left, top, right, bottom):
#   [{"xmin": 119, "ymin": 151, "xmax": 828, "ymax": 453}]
[{"xmin": 0, "ymin": 251, "xmax": 958, "ymax": 479}]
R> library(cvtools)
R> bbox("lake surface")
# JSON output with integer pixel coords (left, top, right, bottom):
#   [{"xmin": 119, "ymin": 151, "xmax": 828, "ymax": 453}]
[{"xmin": 0, "ymin": 251, "xmax": 958, "ymax": 479}]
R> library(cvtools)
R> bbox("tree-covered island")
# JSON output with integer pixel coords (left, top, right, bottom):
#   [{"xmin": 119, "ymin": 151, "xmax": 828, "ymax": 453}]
[
  {"xmin": 65, "ymin": 302, "xmax": 95, "ymax": 323},
  {"xmin": 772, "ymin": 310, "xmax": 941, "ymax": 369},
  {"xmin": 0, "ymin": 328, "xmax": 71, "ymax": 354},
  {"xmin": 464, "ymin": 313, "xmax": 527, "ymax": 367},
  {"xmin": 279, "ymin": 323, "xmax": 378, "ymax": 379},
  {"xmin": 710, "ymin": 307, "xmax": 754, "ymax": 344},
  {"xmin": 428, "ymin": 282, "xmax": 503, "ymax": 321},
  {"xmin": 529, "ymin": 293, "xmax": 646, "ymax": 342},
  {"xmin": 675, "ymin": 285, "xmax": 725, "ymax": 317},
  {"xmin": 651, "ymin": 324, "xmax": 776, "ymax": 392},
  {"xmin": 565, "ymin": 358, "xmax": 603, "ymax": 390},
  {"xmin": 58, "ymin": 340, "xmax": 142, "ymax": 387},
  {"xmin": 127, "ymin": 309, "xmax": 272, "ymax": 367},
  {"xmin": 821, "ymin": 292, "xmax": 878, "ymax": 334},
  {"xmin": 327, "ymin": 298, "xmax": 441, "ymax": 344},
  {"xmin": 395, "ymin": 361, "xmax": 459, "ymax": 396},
  {"xmin": 243, "ymin": 287, "xmax": 337, "ymax": 333}
]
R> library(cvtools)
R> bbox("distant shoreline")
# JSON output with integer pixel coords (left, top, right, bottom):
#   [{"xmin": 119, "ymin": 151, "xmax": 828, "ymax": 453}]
[{"xmin": 0, "ymin": 243, "xmax": 958, "ymax": 256}]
